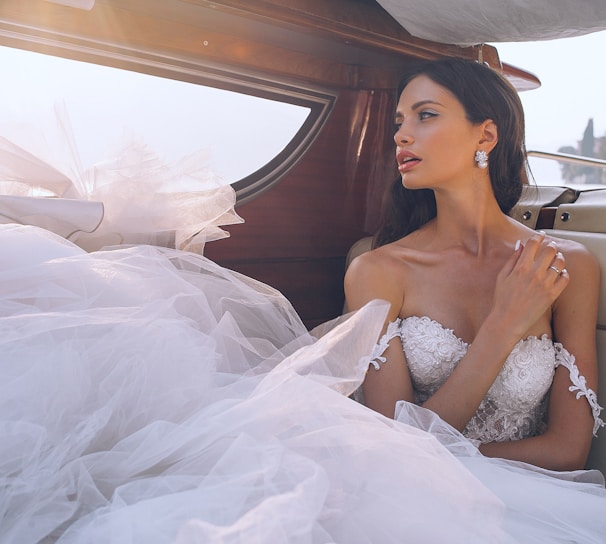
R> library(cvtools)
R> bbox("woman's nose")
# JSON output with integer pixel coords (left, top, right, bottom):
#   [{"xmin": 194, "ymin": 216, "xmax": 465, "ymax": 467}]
[{"xmin": 394, "ymin": 126, "xmax": 413, "ymax": 146}]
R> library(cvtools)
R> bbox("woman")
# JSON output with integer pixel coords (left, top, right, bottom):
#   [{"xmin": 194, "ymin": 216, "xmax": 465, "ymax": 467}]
[{"xmin": 345, "ymin": 58, "xmax": 603, "ymax": 471}]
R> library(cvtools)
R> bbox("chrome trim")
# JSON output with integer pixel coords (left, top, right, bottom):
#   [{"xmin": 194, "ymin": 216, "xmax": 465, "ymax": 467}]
[{"xmin": 528, "ymin": 150, "xmax": 606, "ymax": 169}]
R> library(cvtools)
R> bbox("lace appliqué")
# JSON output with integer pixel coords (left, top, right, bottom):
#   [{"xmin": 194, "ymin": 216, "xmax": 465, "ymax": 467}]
[
  {"xmin": 368, "ymin": 317, "xmax": 604, "ymax": 441},
  {"xmin": 554, "ymin": 343, "xmax": 605, "ymax": 436},
  {"xmin": 369, "ymin": 318, "xmax": 403, "ymax": 369}
]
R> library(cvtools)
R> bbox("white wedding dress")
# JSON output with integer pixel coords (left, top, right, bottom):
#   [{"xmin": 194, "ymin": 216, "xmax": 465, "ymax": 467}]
[{"xmin": 1, "ymin": 223, "xmax": 606, "ymax": 544}]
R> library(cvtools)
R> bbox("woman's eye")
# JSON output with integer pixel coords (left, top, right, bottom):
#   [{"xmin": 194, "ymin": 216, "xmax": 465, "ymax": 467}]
[{"xmin": 419, "ymin": 110, "xmax": 437, "ymax": 120}]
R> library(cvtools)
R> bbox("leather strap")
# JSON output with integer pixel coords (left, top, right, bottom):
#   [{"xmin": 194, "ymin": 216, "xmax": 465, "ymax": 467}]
[{"xmin": 510, "ymin": 185, "xmax": 577, "ymax": 229}]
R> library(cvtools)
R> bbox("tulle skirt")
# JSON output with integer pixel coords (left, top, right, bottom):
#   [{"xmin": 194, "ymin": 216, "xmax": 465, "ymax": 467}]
[{"xmin": 1, "ymin": 224, "xmax": 605, "ymax": 544}]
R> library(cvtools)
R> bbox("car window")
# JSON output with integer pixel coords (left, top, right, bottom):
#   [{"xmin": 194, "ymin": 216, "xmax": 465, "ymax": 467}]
[{"xmin": 1, "ymin": 45, "xmax": 331, "ymax": 200}]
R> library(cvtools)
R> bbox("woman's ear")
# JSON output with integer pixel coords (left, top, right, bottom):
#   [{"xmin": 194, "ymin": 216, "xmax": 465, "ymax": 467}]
[{"xmin": 478, "ymin": 119, "xmax": 498, "ymax": 153}]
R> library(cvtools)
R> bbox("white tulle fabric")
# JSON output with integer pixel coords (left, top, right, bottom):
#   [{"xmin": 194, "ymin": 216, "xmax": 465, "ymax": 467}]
[
  {"xmin": 370, "ymin": 316, "xmax": 604, "ymax": 442},
  {"xmin": 0, "ymin": 133, "xmax": 243, "ymax": 253},
  {"xmin": 1, "ymin": 224, "xmax": 606, "ymax": 543}
]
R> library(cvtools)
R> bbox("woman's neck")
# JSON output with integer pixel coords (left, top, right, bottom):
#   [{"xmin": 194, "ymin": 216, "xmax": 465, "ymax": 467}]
[{"xmin": 430, "ymin": 185, "xmax": 517, "ymax": 257}]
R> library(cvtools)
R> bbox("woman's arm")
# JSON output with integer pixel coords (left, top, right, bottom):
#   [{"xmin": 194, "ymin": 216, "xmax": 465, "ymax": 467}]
[
  {"xmin": 480, "ymin": 241, "xmax": 600, "ymax": 470},
  {"xmin": 344, "ymin": 249, "xmax": 414, "ymax": 418}
]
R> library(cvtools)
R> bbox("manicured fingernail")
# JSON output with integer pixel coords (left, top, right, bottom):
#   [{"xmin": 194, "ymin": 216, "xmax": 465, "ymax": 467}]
[{"xmin": 514, "ymin": 240, "xmax": 521, "ymax": 251}]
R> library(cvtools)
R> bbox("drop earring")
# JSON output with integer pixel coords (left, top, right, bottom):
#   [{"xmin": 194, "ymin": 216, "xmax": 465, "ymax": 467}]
[{"xmin": 475, "ymin": 150, "xmax": 488, "ymax": 169}]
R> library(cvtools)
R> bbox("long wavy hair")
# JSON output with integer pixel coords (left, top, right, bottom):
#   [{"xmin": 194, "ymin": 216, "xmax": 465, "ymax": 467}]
[{"xmin": 374, "ymin": 58, "xmax": 528, "ymax": 248}]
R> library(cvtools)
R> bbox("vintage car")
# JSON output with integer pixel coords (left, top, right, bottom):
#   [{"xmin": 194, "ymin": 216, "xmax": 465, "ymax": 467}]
[{"xmin": 1, "ymin": 0, "xmax": 605, "ymax": 476}]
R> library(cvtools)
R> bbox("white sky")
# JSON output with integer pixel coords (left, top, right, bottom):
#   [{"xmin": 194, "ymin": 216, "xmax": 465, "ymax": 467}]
[
  {"xmin": 1, "ymin": 29, "xmax": 606, "ymax": 187},
  {"xmin": 0, "ymin": 45, "xmax": 309, "ymax": 185},
  {"xmin": 495, "ymin": 30, "xmax": 606, "ymax": 183}
]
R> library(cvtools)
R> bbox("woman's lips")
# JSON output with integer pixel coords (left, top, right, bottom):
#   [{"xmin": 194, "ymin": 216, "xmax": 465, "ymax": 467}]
[{"xmin": 397, "ymin": 151, "xmax": 421, "ymax": 173}]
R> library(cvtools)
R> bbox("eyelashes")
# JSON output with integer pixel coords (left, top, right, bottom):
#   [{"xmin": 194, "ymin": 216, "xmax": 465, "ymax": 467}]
[
  {"xmin": 394, "ymin": 110, "xmax": 438, "ymax": 130},
  {"xmin": 418, "ymin": 110, "xmax": 438, "ymax": 120}
]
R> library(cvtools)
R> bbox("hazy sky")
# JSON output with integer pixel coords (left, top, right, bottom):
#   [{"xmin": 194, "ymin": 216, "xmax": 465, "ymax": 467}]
[
  {"xmin": 496, "ymin": 30, "xmax": 606, "ymax": 183},
  {"xmin": 1, "ymin": 45, "xmax": 309, "ymax": 185}
]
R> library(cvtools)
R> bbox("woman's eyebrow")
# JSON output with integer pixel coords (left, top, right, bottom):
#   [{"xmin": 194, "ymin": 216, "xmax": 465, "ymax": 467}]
[
  {"xmin": 411, "ymin": 99, "xmax": 443, "ymax": 110},
  {"xmin": 395, "ymin": 99, "xmax": 444, "ymax": 121},
  {"xmin": 395, "ymin": 99, "xmax": 444, "ymax": 118}
]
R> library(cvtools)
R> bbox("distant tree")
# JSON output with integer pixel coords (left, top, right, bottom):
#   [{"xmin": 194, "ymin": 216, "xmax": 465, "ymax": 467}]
[
  {"xmin": 556, "ymin": 145, "xmax": 583, "ymax": 182},
  {"xmin": 557, "ymin": 118, "xmax": 605, "ymax": 183},
  {"xmin": 581, "ymin": 118, "xmax": 595, "ymax": 157}
]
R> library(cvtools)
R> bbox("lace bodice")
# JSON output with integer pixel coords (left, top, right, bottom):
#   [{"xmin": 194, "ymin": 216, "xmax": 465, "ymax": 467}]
[{"xmin": 370, "ymin": 316, "xmax": 604, "ymax": 443}]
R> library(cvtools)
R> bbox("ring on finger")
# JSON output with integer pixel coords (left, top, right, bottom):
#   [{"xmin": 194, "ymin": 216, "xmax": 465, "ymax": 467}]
[{"xmin": 549, "ymin": 265, "xmax": 561, "ymax": 275}]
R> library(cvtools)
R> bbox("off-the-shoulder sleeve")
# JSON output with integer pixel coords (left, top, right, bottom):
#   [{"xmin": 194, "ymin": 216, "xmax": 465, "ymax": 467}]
[
  {"xmin": 368, "ymin": 319, "xmax": 403, "ymax": 370},
  {"xmin": 554, "ymin": 343, "xmax": 605, "ymax": 436}
]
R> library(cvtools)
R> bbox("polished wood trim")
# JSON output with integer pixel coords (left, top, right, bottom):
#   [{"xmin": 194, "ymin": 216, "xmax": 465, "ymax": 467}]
[
  {"xmin": 184, "ymin": 0, "xmax": 487, "ymax": 62},
  {"xmin": 501, "ymin": 62, "xmax": 541, "ymax": 92},
  {"xmin": 205, "ymin": 88, "xmax": 396, "ymax": 327},
  {"xmin": 0, "ymin": 0, "xmax": 538, "ymax": 90}
]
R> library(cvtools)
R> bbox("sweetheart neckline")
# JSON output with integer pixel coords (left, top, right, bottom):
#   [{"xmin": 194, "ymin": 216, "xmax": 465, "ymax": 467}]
[{"xmin": 399, "ymin": 315, "xmax": 553, "ymax": 349}]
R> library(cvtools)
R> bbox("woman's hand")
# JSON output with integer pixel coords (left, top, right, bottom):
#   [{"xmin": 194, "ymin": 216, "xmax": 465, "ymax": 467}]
[{"xmin": 491, "ymin": 233, "xmax": 569, "ymax": 340}]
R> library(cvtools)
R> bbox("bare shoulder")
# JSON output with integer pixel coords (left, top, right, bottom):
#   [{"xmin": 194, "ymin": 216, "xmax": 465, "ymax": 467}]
[
  {"xmin": 548, "ymin": 235, "xmax": 600, "ymax": 319},
  {"xmin": 344, "ymin": 243, "xmax": 409, "ymax": 315},
  {"xmin": 346, "ymin": 243, "xmax": 401, "ymax": 277},
  {"xmin": 547, "ymin": 234, "xmax": 600, "ymax": 277}
]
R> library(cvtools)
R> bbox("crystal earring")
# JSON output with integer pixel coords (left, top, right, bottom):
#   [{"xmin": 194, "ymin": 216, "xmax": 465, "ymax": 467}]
[{"xmin": 475, "ymin": 150, "xmax": 488, "ymax": 169}]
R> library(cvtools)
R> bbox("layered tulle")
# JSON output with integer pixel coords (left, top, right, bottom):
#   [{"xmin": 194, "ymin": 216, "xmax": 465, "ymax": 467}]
[
  {"xmin": 0, "ymin": 131, "xmax": 243, "ymax": 253},
  {"xmin": 1, "ymin": 224, "xmax": 605, "ymax": 544}
]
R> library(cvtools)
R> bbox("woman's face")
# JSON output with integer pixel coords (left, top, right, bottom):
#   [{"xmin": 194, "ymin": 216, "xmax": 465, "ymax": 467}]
[{"xmin": 394, "ymin": 75, "xmax": 484, "ymax": 191}]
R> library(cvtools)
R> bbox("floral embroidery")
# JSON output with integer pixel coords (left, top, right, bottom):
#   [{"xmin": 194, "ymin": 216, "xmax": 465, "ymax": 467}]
[
  {"xmin": 369, "ymin": 319, "xmax": 402, "ymax": 370},
  {"xmin": 554, "ymin": 343, "xmax": 605, "ymax": 436},
  {"xmin": 369, "ymin": 316, "xmax": 604, "ymax": 442}
]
